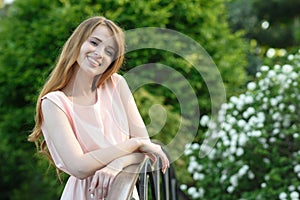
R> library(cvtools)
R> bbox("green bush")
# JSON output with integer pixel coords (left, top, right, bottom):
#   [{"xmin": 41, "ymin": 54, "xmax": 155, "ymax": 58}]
[{"xmin": 182, "ymin": 50, "xmax": 300, "ymax": 199}]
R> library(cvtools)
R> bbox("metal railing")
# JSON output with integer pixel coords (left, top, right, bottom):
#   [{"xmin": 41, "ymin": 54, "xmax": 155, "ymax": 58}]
[{"xmin": 107, "ymin": 145, "xmax": 178, "ymax": 200}]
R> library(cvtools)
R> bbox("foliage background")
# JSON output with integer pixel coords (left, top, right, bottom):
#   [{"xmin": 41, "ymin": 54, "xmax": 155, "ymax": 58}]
[{"xmin": 0, "ymin": 0, "xmax": 298, "ymax": 199}]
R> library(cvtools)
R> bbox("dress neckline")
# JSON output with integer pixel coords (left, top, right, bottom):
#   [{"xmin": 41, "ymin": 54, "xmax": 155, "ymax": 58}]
[{"xmin": 58, "ymin": 89, "xmax": 100, "ymax": 108}]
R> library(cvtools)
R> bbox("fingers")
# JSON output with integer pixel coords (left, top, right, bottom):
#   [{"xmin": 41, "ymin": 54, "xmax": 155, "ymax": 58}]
[
  {"xmin": 89, "ymin": 170, "xmax": 115, "ymax": 199},
  {"xmin": 89, "ymin": 175, "xmax": 98, "ymax": 196},
  {"xmin": 144, "ymin": 145, "xmax": 170, "ymax": 174},
  {"xmin": 157, "ymin": 151, "xmax": 169, "ymax": 174}
]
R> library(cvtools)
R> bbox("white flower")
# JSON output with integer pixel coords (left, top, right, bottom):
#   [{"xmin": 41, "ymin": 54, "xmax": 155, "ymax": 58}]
[
  {"xmin": 200, "ymin": 115, "xmax": 210, "ymax": 126},
  {"xmin": 263, "ymin": 158, "xmax": 270, "ymax": 164},
  {"xmin": 290, "ymin": 72, "xmax": 298, "ymax": 79},
  {"xmin": 274, "ymin": 64, "xmax": 281, "ymax": 70},
  {"xmin": 266, "ymin": 48, "xmax": 276, "ymax": 58},
  {"xmin": 249, "ymin": 130, "xmax": 262, "ymax": 137},
  {"xmin": 264, "ymin": 175, "xmax": 270, "ymax": 181},
  {"xmin": 267, "ymin": 70, "xmax": 276, "ymax": 78},
  {"xmin": 237, "ymin": 119, "xmax": 246, "ymax": 127},
  {"xmin": 230, "ymin": 174, "xmax": 238, "ymax": 187},
  {"xmin": 279, "ymin": 103, "xmax": 285, "ymax": 111},
  {"xmin": 223, "ymin": 138, "xmax": 230, "ymax": 146},
  {"xmin": 244, "ymin": 95, "xmax": 254, "ymax": 104},
  {"xmin": 227, "ymin": 115, "xmax": 236, "ymax": 124},
  {"xmin": 272, "ymin": 112, "xmax": 282, "ymax": 121},
  {"xmin": 191, "ymin": 143, "xmax": 200, "ymax": 150},
  {"xmin": 229, "ymin": 146, "xmax": 236, "ymax": 154},
  {"xmin": 227, "ymin": 185, "xmax": 235, "ymax": 193},
  {"xmin": 220, "ymin": 174, "xmax": 227, "ymax": 183},
  {"xmin": 197, "ymin": 164, "xmax": 203, "ymax": 171},
  {"xmin": 238, "ymin": 133, "xmax": 248, "ymax": 146},
  {"xmin": 256, "ymin": 71, "xmax": 262, "ymax": 78},
  {"xmin": 288, "ymin": 185, "xmax": 296, "ymax": 191},
  {"xmin": 238, "ymin": 165, "xmax": 249, "ymax": 177},
  {"xmin": 277, "ymin": 74, "xmax": 287, "ymax": 83},
  {"xmin": 269, "ymin": 137, "xmax": 276, "ymax": 143},
  {"xmin": 187, "ymin": 166, "xmax": 194, "ymax": 173},
  {"xmin": 184, "ymin": 148, "xmax": 193, "ymax": 156},
  {"xmin": 223, "ymin": 123, "xmax": 232, "ymax": 132},
  {"xmin": 261, "ymin": 182, "xmax": 267, "ymax": 188},
  {"xmin": 294, "ymin": 164, "xmax": 300, "ymax": 173},
  {"xmin": 187, "ymin": 187, "xmax": 197, "ymax": 195},
  {"xmin": 288, "ymin": 54, "xmax": 295, "ymax": 61},
  {"xmin": 236, "ymin": 147, "xmax": 244, "ymax": 156},
  {"xmin": 247, "ymin": 82, "xmax": 256, "ymax": 90},
  {"xmin": 230, "ymin": 96, "xmax": 239, "ymax": 104},
  {"xmin": 283, "ymin": 116, "xmax": 291, "ymax": 127},
  {"xmin": 189, "ymin": 160, "xmax": 199, "ymax": 172},
  {"xmin": 198, "ymin": 187, "xmax": 205, "ymax": 197},
  {"xmin": 279, "ymin": 192, "xmax": 287, "ymax": 200},
  {"xmin": 288, "ymin": 105, "xmax": 296, "ymax": 112},
  {"xmin": 180, "ymin": 184, "xmax": 187, "ymax": 191},
  {"xmin": 272, "ymin": 128, "xmax": 280, "ymax": 135},
  {"xmin": 192, "ymin": 192, "xmax": 201, "ymax": 199},
  {"xmin": 270, "ymin": 98, "xmax": 278, "ymax": 106},
  {"xmin": 190, "ymin": 156, "xmax": 196, "ymax": 162},
  {"xmin": 193, "ymin": 172, "xmax": 205, "ymax": 181},
  {"xmin": 248, "ymin": 171, "xmax": 255, "ymax": 179},
  {"xmin": 257, "ymin": 112, "xmax": 265, "ymax": 122},
  {"xmin": 290, "ymin": 191, "xmax": 299, "ymax": 199},
  {"xmin": 282, "ymin": 64, "xmax": 293, "ymax": 74}
]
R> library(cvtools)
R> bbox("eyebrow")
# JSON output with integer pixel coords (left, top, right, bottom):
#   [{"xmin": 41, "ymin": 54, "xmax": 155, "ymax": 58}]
[{"xmin": 90, "ymin": 36, "xmax": 116, "ymax": 52}]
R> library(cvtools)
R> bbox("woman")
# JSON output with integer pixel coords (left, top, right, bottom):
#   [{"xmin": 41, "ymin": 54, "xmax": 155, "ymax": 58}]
[{"xmin": 28, "ymin": 16, "xmax": 169, "ymax": 200}]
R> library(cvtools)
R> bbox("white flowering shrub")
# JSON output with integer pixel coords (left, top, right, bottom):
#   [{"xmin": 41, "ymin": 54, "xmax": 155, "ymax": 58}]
[{"xmin": 182, "ymin": 50, "xmax": 300, "ymax": 199}]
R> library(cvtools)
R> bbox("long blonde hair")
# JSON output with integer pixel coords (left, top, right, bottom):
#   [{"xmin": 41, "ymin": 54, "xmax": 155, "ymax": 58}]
[{"xmin": 28, "ymin": 16, "xmax": 125, "ymax": 169}]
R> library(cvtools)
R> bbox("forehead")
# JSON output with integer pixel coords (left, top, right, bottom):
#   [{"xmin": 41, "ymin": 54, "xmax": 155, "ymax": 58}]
[{"xmin": 90, "ymin": 25, "xmax": 117, "ymax": 48}]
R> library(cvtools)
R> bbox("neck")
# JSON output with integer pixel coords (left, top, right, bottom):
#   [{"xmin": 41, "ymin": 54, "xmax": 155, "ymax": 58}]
[{"xmin": 63, "ymin": 65, "xmax": 100, "ymax": 105}]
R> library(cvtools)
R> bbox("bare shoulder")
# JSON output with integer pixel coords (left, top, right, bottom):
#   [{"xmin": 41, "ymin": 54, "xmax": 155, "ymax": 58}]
[{"xmin": 41, "ymin": 98, "xmax": 65, "ymax": 117}]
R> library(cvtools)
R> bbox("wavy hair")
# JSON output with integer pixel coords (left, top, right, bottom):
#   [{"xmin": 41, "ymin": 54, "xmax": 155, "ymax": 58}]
[{"xmin": 28, "ymin": 16, "xmax": 125, "ymax": 174}]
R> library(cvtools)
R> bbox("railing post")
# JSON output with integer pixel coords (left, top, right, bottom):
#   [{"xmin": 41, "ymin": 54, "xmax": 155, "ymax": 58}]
[
  {"xmin": 137, "ymin": 159, "xmax": 151, "ymax": 200},
  {"xmin": 107, "ymin": 142, "xmax": 179, "ymax": 200},
  {"xmin": 148, "ymin": 158, "xmax": 160, "ymax": 200}
]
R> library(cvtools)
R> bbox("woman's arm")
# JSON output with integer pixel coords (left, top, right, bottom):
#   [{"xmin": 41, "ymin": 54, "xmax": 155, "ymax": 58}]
[
  {"xmin": 89, "ymin": 153, "xmax": 146, "ymax": 198},
  {"xmin": 117, "ymin": 75, "xmax": 169, "ymax": 170},
  {"xmin": 41, "ymin": 99, "xmax": 142, "ymax": 179}
]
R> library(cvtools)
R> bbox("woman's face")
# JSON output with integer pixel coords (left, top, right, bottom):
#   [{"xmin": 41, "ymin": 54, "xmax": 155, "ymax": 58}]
[{"xmin": 76, "ymin": 25, "xmax": 117, "ymax": 77}]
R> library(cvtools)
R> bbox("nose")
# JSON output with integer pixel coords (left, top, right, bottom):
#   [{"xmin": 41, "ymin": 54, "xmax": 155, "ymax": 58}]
[{"xmin": 94, "ymin": 46, "xmax": 104, "ymax": 58}]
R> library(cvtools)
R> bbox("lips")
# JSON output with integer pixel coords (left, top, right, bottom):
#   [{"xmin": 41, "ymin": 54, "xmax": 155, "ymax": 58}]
[{"xmin": 87, "ymin": 56, "xmax": 101, "ymax": 67}]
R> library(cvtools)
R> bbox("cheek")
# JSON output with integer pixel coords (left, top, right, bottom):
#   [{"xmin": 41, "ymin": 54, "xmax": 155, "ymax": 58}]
[{"xmin": 77, "ymin": 44, "xmax": 89, "ymax": 62}]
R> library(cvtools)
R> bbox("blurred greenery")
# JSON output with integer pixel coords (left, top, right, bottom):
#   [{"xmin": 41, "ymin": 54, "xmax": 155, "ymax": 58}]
[
  {"xmin": 183, "ymin": 52, "xmax": 300, "ymax": 199},
  {"xmin": 0, "ymin": 0, "xmax": 276, "ymax": 198}
]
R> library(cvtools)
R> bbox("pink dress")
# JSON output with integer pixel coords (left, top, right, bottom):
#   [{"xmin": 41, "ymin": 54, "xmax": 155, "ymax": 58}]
[{"xmin": 41, "ymin": 73, "xmax": 138, "ymax": 199}]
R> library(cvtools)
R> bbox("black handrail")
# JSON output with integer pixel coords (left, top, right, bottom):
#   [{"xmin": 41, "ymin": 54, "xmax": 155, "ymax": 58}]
[{"xmin": 107, "ymin": 142, "xmax": 179, "ymax": 200}]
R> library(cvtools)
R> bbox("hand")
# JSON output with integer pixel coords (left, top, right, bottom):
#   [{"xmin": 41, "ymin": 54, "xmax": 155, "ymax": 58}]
[
  {"xmin": 138, "ymin": 139, "xmax": 170, "ymax": 173},
  {"xmin": 89, "ymin": 161, "xmax": 122, "ymax": 199}
]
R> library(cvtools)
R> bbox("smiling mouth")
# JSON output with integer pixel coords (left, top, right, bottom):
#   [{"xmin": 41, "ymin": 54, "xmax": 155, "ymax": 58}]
[{"xmin": 87, "ymin": 57, "xmax": 101, "ymax": 67}]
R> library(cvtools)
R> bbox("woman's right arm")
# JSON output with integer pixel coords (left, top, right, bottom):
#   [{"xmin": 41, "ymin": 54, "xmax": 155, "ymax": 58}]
[{"xmin": 41, "ymin": 99, "xmax": 142, "ymax": 179}]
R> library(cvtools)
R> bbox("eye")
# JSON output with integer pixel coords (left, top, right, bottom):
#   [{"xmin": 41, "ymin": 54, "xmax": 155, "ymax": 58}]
[
  {"xmin": 89, "ymin": 39, "xmax": 98, "ymax": 46},
  {"xmin": 105, "ymin": 48, "xmax": 114, "ymax": 57}
]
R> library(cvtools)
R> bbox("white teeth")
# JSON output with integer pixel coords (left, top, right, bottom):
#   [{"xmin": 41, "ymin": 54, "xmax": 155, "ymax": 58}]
[{"xmin": 88, "ymin": 57, "xmax": 99, "ymax": 66}]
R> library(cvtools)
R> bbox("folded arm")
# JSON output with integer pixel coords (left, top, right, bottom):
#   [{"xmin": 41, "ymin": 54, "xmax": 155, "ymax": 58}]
[{"xmin": 41, "ymin": 99, "xmax": 142, "ymax": 179}]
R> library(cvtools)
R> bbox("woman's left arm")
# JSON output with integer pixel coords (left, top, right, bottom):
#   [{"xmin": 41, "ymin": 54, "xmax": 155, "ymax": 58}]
[
  {"xmin": 117, "ymin": 75, "xmax": 169, "ymax": 167},
  {"xmin": 89, "ymin": 153, "xmax": 145, "ymax": 198}
]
